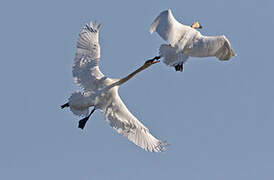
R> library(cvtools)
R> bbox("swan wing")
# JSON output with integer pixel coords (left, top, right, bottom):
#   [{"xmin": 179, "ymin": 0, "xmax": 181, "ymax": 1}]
[
  {"xmin": 191, "ymin": 35, "xmax": 235, "ymax": 60},
  {"xmin": 103, "ymin": 91, "xmax": 167, "ymax": 152},
  {"xmin": 149, "ymin": 9, "xmax": 193, "ymax": 46},
  {"xmin": 72, "ymin": 21, "xmax": 104, "ymax": 90}
]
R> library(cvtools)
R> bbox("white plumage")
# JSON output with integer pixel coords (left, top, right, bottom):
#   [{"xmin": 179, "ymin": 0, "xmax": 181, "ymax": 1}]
[
  {"xmin": 150, "ymin": 9, "xmax": 235, "ymax": 71},
  {"xmin": 63, "ymin": 21, "xmax": 166, "ymax": 152}
]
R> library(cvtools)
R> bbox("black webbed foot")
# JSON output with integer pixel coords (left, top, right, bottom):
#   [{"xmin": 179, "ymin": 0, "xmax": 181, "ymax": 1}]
[
  {"xmin": 78, "ymin": 117, "xmax": 89, "ymax": 129},
  {"xmin": 78, "ymin": 108, "xmax": 96, "ymax": 130},
  {"xmin": 61, "ymin": 102, "xmax": 69, "ymax": 109},
  {"xmin": 174, "ymin": 64, "xmax": 183, "ymax": 72}
]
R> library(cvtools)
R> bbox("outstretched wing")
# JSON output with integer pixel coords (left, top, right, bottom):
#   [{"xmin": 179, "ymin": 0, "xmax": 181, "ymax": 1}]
[
  {"xmin": 72, "ymin": 21, "xmax": 104, "ymax": 90},
  {"xmin": 103, "ymin": 91, "xmax": 167, "ymax": 152},
  {"xmin": 190, "ymin": 35, "xmax": 235, "ymax": 60},
  {"xmin": 149, "ymin": 9, "xmax": 194, "ymax": 46}
]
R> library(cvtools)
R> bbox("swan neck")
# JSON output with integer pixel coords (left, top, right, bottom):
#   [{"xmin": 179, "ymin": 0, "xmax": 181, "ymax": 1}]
[{"xmin": 114, "ymin": 64, "xmax": 148, "ymax": 86}]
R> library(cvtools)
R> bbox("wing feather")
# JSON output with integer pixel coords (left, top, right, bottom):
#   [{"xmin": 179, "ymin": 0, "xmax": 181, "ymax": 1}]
[
  {"xmin": 103, "ymin": 92, "xmax": 167, "ymax": 152},
  {"xmin": 190, "ymin": 35, "xmax": 235, "ymax": 60},
  {"xmin": 149, "ymin": 9, "xmax": 194, "ymax": 46},
  {"xmin": 72, "ymin": 21, "xmax": 104, "ymax": 90}
]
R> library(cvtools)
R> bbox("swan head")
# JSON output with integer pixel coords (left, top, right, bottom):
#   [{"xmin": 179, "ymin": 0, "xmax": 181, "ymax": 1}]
[
  {"xmin": 191, "ymin": 21, "xmax": 202, "ymax": 29},
  {"xmin": 143, "ymin": 57, "xmax": 160, "ymax": 68}
]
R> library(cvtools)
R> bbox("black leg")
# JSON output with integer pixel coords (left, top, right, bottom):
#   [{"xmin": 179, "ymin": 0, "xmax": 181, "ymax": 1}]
[
  {"xmin": 78, "ymin": 108, "xmax": 96, "ymax": 130},
  {"xmin": 180, "ymin": 64, "xmax": 183, "ymax": 72},
  {"xmin": 175, "ymin": 65, "xmax": 179, "ymax": 71}
]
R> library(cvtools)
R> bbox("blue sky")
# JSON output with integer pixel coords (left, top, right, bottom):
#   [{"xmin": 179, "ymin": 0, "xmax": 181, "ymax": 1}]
[{"xmin": 1, "ymin": 0, "xmax": 274, "ymax": 179}]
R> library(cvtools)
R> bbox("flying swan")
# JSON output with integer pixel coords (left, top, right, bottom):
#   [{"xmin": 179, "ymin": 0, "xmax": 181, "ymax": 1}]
[
  {"xmin": 150, "ymin": 9, "xmax": 235, "ymax": 72},
  {"xmin": 61, "ymin": 21, "xmax": 166, "ymax": 152}
]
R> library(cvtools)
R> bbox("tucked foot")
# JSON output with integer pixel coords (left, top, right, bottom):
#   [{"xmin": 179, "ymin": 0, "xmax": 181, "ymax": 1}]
[
  {"xmin": 174, "ymin": 64, "xmax": 183, "ymax": 72},
  {"xmin": 61, "ymin": 102, "xmax": 69, "ymax": 109}
]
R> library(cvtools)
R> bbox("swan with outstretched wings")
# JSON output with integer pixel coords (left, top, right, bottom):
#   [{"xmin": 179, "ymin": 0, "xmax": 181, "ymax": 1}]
[
  {"xmin": 61, "ymin": 21, "xmax": 166, "ymax": 152},
  {"xmin": 150, "ymin": 9, "xmax": 235, "ymax": 72}
]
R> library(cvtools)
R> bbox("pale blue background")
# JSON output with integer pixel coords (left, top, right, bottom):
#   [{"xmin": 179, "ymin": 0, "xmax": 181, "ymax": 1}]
[{"xmin": 1, "ymin": 0, "xmax": 274, "ymax": 179}]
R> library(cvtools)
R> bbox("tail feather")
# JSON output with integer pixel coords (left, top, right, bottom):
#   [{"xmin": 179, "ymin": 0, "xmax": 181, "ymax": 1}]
[{"xmin": 68, "ymin": 91, "xmax": 91, "ymax": 117}]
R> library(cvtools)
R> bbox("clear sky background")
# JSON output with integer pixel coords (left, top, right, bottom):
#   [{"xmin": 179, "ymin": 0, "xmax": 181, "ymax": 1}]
[{"xmin": 1, "ymin": 0, "xmax": 274, "ymax": 179}]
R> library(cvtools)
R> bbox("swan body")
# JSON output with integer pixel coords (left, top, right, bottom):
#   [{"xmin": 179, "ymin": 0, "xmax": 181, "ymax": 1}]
[
  {"xmin": 150, "ymin": 9, "xmax": 235, "ymax": 71},
  {"xmin": 62, "ymin": 21, "xmax": 166, "ymax": 152}
]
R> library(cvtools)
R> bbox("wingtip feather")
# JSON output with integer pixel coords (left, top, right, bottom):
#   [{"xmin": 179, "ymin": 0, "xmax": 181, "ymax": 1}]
[{"xmin": 84, "ymin": 20, "xmax": 101, "ymax": 33}]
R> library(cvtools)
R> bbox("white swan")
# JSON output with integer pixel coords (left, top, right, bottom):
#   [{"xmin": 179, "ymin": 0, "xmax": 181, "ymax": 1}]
[
  {"xmin": 61, "ymin": 21, "xmax": 166, "ymax": 152},
  {"xmin": 150, "ymin": 9, "xmax": 235, "ymax": 72}
]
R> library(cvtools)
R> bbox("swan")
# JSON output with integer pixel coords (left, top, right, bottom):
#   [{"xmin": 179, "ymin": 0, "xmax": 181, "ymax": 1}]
[
  {"xmin": 61, "ymin": 21, "xmax": 166, "ymax": 152},
  {"xmin": 150, "ymin": 9, "xmax": 235, "ymax": 72}
]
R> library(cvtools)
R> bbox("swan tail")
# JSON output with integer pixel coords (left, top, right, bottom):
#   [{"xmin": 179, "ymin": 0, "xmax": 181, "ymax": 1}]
[
  {"xmin": 68, "ymin": 91, "xmax": 91, "ymax": 117},
  {"xmin": 160, "ymin": 44, "xmax": 189, "ymax": 66}
]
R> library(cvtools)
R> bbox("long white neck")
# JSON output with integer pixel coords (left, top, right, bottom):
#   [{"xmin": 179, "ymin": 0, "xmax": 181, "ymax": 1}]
[{"xmin": 112, "ymin": 64, "xmax": 149, "ymax": 87}]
